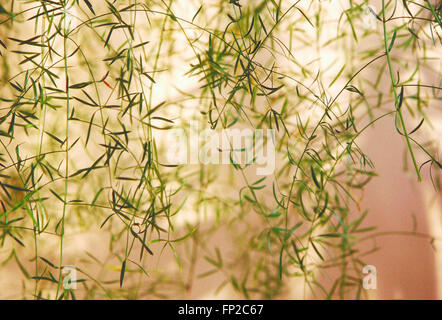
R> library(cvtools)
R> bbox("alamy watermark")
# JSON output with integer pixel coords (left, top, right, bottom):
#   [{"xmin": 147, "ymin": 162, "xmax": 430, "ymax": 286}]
[
  {"xmin": 362, "ymin": 5, "xmax": 379, "ymax": 31},
  {"xmin": 62, "ymin": 265, "xmax": 77, "ymax": 290},
  {"xmin": 362, "ymin": 265, "xmax": 377, "ymax": 290},
  {"xmin": 163, "ymin": 120, "xmax": 276, "ymax": 175}
]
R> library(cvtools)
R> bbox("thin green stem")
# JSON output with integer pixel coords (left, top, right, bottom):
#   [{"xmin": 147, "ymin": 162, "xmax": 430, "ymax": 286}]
[
  {"xmin": 381, "ymin": 0, "xmax": 421, "ymax": 182},
  {"xmin": 56, "ymin": 2, "xmax": 71, "ymax": 298}
]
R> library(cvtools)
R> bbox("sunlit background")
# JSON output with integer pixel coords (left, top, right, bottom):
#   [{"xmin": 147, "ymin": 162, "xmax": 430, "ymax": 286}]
[{"xmin": 0, "ymin": 0, "xmax": 441, "ymax": 299}]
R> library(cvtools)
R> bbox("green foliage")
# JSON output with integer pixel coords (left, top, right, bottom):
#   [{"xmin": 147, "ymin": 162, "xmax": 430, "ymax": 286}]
[{"xmin": 0, "ymin": 0, "xmax": 440, "ymax": 300}]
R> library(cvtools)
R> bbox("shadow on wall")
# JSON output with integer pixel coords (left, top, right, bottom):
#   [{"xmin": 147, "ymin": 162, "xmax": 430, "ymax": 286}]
[{"xmin": 357, "ymin": 115, "xmax": 440, "ymax": 299}]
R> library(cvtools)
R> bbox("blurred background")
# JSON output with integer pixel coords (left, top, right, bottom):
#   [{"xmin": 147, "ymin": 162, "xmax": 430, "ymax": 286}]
[{"xmin": 0, "ymin": 0, "xmax": 441, "ymax": 299}]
